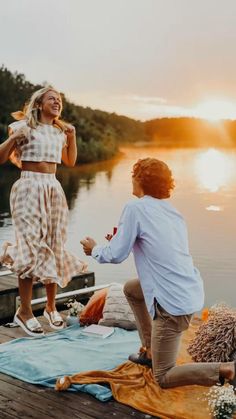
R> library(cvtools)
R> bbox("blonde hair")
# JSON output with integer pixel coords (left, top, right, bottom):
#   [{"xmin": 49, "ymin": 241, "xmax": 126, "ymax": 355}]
[
  {"xmin": 9, "ymin": 87, "xmax": 68, "ymax": 168},
  {"xmin": 11, "ymin": 87, "xmax": 66, "ymax": 131}
]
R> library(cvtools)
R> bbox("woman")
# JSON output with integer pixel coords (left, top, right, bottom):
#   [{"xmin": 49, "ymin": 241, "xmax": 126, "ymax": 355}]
[
  {"xmin": 0, "ymin": 87, "xmax": 86, "ymax": 337},
  {"xmin": 81, "ymin": 157, "xmax": 236, "ymax": 389}
]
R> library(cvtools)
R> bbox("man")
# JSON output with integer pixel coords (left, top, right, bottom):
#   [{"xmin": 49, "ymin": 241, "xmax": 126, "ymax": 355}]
[{"xmin": 81, "ymin": 157, "xmax": 236, "ymax": 389}]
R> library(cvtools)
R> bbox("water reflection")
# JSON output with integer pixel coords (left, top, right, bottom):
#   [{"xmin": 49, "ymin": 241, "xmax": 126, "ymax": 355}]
[
  {"xmin": 206, "ymin": 205, "xmax": 222, "ymax": 212},
  {"xmin": 0, "ymin": 154, "xmax": 121, "ymax": 223},
  {"xmin": 194, "ymin": 148, "xmax": 236, "ymax": 192},
  {"xmin": 57, "ymin": 156, "xmax": 121, "ymax": 209},
  {"xmin": 1, "ymin": 147, "xmax": 236, "ymax": 308},
  {"xmin": 0, "ymin": 167, "xmax": 19, "ymax": 226}
]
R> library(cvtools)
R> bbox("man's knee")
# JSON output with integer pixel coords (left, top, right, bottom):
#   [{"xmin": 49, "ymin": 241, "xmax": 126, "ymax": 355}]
[
  {"xmin": 153, "ymin": 372, "xmax": 168, "ymax": 389},
  {"xmin": 123, "ymin": 278, "xmax": 138, "ymax": 297}
]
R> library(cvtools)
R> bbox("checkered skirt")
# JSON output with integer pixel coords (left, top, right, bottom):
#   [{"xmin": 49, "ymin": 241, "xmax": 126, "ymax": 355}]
[{"xmin": 4, "ymin": 171, "xmax": 87, "ymax": 287}]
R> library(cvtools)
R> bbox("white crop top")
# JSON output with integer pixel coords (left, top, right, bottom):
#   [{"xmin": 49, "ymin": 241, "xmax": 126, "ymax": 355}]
[{"xmin": 9, "ymin": 120, "xmax": 67, "ymax": 164}]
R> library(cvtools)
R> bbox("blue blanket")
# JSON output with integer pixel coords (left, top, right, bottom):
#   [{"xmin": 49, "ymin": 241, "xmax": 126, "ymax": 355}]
[{"xmin": 0, "ymin": 325, "xmax": 139, "ymax": 401}]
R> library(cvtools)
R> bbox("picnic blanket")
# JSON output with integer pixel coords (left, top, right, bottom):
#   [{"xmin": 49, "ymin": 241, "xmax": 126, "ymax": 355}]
[
  {"xmin": 55, "ymin": 321, "xmax": 211, "ymax": 419},
  {"xmin": 0, "ymin": 325, "xmax": 140, "ymax": 401},
  {"xmin": 0, "ymin": 321, "xmax": 212, "ymax": 418}
]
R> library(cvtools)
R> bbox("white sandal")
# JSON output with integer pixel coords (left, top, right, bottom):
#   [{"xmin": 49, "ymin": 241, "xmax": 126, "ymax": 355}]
[
  {"xmin": 14, "ymin": 308, "xmax": 44, "ymax": 337},
  {"xmin": 44, "ymin": 309, "xmax": 64, "ymax": 330}
]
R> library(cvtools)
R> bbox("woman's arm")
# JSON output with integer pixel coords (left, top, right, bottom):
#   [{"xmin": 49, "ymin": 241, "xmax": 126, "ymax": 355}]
[
  {"xmin": 0, "ymin": 129, "xmax": 26, "ymax": 165},
  {"xmin": 61, "ymin": 125, "xmax": 77, "ymax": 167}
]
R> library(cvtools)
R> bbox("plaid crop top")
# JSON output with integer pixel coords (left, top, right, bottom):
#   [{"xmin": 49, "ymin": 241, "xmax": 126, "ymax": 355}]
[{"xmin": 9, "ymin": 120, "xmax": 67, "ymax": 164}]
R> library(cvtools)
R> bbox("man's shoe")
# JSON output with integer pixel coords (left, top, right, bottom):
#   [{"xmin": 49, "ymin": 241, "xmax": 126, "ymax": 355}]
[{"xmin": 128, "ymin": 351, "xmax": 152, "ymax": 368}]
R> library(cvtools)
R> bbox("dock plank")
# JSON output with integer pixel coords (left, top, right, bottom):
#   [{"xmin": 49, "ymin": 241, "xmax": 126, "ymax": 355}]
[
  {"xmin": 0, "ymin": 271, "xmax": 95, "ymax": 321},
  {"xmin": 0, "ymin": 335, "xmax": 12, "ymax": 344},
  {"xmin": 0, "ymin": 316, "xmax": 157, "ymax": 419},
  {"xmin": 0, "ymin": 408, "xmax": 19, "ymax": 419},
  {"xmin": 0, "ymin": 374, "xmax": 152, "ymax": 419},
  {"xmin": 0, "ymin": 378, "xmax": 95, "ymax": 419},
  {"xmin": 0, "ymin": 277, "xmax": 19, "ymax": 294}
]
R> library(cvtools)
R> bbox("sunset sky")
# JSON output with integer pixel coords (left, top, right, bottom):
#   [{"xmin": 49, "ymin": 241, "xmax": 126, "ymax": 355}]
[{"xmin": 1, "ymin": 0, "xmax": 236, "ymax": 120}]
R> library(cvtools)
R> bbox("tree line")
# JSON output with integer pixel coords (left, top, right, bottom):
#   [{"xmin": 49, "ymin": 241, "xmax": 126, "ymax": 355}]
[
  {"xmin": 0, "ymin": 66, "xmax": 148, "ymax": 164},
  {"xmin": 144, "ymin": 117, "xmax": 236, "ymax": 148},
  {"xmin": 1, "ymin": 65, "xmax": 236, "ymax": 165}
]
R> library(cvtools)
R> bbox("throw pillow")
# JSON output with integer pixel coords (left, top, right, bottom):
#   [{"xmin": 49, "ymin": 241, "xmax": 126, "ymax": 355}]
[{"xmin": 98, "ymin": 283, "xmax": 137, "ymax": 330}]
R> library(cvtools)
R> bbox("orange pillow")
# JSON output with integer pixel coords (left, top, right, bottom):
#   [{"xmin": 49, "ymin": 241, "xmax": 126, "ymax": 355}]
[{"xmin": 79, "ymin": 288, "xmax": 108, "ymax": 325}]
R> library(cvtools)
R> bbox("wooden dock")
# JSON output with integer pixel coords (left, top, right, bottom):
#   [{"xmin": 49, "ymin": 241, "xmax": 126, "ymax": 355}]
[
  {"xmin": 0, "ymin": 313, "xmax": 157, "ymax": 419},
  {"xmin": 0, "ymin": 268, "xmax": 95, "ymax": 322}
]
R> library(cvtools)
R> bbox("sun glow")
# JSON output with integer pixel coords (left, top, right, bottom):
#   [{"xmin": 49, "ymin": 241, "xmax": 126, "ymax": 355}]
[
  {"xmin": 194, "ymin": 149, "xmax": 235, "ymax": 192},
  {"xmin": 193, "ymin": 99, "xmax": 236, "ymax": 121}
]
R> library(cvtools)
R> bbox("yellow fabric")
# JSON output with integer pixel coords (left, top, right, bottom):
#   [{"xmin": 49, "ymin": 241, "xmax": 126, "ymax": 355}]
[{"xmin": 56, "ymin": 321, "xmax": 211, "ymax": 418}]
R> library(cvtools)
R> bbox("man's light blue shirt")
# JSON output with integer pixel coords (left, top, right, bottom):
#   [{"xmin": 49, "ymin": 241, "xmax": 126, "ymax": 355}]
[{"xmin": 92, "ymin": 195, "xmax": 204, "ymax": 318}]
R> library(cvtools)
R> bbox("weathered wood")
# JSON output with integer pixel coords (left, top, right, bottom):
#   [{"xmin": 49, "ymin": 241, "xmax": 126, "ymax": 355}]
[
  {"xmin": 0, "ymin": 378, "xmax": 96, "ymax": 419},
  {"xmin": 0, "ymin": 408, "xmax": 19, "ymax": 419},
  {"xmin": 0, "ymin": 317, "xmax": 157, "ymax": 419},
  {"xmin": 0, "ymin": 374, "xmax": 154, "ymax": 419},
  {"xmin": 0, "ymin": 271, "xmax": 95, "ymax": 322}
]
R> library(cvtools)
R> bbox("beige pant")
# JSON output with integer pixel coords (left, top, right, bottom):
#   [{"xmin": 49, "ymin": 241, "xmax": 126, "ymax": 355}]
[{"xmin": 124, "ymin": 278, "xmax": 220, "ymax": 388}]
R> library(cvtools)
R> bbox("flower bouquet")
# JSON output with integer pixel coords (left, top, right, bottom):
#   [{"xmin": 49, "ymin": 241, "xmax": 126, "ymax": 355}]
[
  {"xmin": 206, "ymin": 385, "xmax": 236, "ymax": 419},
  {"xmin": 65, "ymin": 299, "xmax": 84, "ymax": 326}
]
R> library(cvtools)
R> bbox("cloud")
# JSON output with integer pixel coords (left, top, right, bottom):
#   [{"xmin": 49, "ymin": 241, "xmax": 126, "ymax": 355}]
[
  {"xmin": 67, "ymin": 90, "xmax": 195, "ymax": 120},
  {"xmin": 124, "ymin": 95, "xmax": 167, "ymax": 105}
]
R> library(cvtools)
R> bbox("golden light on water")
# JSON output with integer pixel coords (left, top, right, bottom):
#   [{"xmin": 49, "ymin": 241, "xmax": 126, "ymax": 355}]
[
  {"xmin": 206, "ymin": 205, "xmax": 222, "ymax": 211},
  {"xmin": 193, "ymin": 99, "xmax": 236, "ymax": 121},
  {"xmin": 194, "ymin": 148, "xmax": 235, "ymax": 192}
]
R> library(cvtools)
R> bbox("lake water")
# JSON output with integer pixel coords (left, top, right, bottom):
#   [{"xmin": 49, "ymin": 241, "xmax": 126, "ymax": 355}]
[{"xmin": 1, "ymin": 145, "xmax": 236, "ymax": 308}]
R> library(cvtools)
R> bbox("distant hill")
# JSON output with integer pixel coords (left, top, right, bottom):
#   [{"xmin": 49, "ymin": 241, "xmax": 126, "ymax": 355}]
[
  {"xmin": 145, "ymin": 117, "xmax": 236, "ymax": 148},
  {"xmin": 0, "ymin": 66, "xmax": 148, "ymax": 164},
  {"xmin": 1, "ymin": 66, "xmax": 236, "ymax": 166}
]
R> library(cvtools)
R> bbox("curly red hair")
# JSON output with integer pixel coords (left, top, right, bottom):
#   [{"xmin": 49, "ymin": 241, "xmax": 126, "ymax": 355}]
[{"xmin": 132, "ymin": 158, "xmax": 175, "ymax": 199}]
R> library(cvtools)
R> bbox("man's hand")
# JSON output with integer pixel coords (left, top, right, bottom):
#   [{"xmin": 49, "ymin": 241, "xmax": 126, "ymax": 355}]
[
  {"xmin": 80, "ymin": 237, "xmax": 97, "ymax": 256},
  {"xmin": 105, "ymin": 233, "xmax": 113, "ymax": 241}
]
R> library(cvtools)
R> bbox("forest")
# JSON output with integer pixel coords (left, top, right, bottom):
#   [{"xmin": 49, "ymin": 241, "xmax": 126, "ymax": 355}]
[
  {"xmin": 0, "ymin": 66, "xmax": 148, "ymax": 164},
  {"xmin": 1, "ymin": 65, "xmax": 236, "ymax": 166}
]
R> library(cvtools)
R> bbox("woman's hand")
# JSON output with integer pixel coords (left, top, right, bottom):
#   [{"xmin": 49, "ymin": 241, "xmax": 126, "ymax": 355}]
[
  {"xmin": 64, "ymin": 124, "xmax": 76, "ymax": 142},
  {"xmin": 9, "ymin": 128, "xmax": 28, "ymax": 146},
  {"xmin": 61, "ymin": 123, "xmax": 77, "ymax": 167},
  {"xmin": 0, "ymin": 127, "xmax": 28, "ymax": 165}
]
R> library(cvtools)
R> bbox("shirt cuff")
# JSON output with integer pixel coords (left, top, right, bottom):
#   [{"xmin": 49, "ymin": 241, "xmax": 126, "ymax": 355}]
[{"xmin": 91, "ymin": 245, "xmax": 101, "ymax": 260}]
